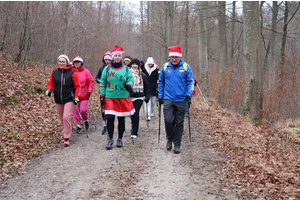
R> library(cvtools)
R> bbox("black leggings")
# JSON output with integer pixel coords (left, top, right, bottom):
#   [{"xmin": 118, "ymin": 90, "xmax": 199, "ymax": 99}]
[
  {"xmin": 106, "ymin": 115, "xmax": 125, "ymax": 140},
  {"xmin": 132, "ymin": 100, "xmax": 143, "ymax": 136}
]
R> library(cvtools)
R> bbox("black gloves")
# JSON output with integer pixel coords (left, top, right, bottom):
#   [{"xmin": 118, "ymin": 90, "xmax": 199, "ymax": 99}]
[
  {"xmin": 157, "ymin": 98, "xmax": 163, "ymax": 106},
  {"xmin": 125, "ymin": 84, "xmax": 132, "ymax": 92},
  {"xmin": 145, "ymin": 97, "xmax": 150, "ymax": 103},
  {"xmin": 100, "ymin": 96, "xmax": 105, "ymax": 106},
  {"xmin": 185, "ymin": 95, "xmax": 191, "ymax": 103}
]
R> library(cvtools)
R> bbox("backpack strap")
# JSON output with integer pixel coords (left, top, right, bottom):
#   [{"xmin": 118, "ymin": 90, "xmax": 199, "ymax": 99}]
[
  {"xmin": 163, "ymin": 62, "xmax": 187, "ymax": 72},
  {"xmin": 106, "ymin": 64, "xmax": 111, "ymax": 77}
]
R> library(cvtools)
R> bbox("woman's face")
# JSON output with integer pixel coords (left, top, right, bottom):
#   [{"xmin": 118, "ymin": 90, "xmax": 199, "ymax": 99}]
[
  {"xmin": 113, "ymin": 53, "xmax": 121, "ymax": 63},
  {"xmin": 124, "ymin": 60, "xmax": 130, "ymax": 66},
  {"xmin": 105, "ymin": 59, "xmax": 111, "ymax": 66},
  {"xmin": 131, "ymin": 63, "xmax": 139, "ymax": 70},
  {"xmin": 74, "ymin": 61, "xmax": 81, "ymax": 69},
  {"xmin": 148, "ymin": 64, "xmax": 154, "ymax": 68},
  {"xmin": 58, "ymin": 58, "xmax": 67, "ymax": 69}
]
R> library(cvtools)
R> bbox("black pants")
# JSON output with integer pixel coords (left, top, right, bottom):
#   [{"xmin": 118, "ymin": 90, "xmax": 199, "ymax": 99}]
[
  {"xmin": 132, "ymin": 99, "xmax": 143, "ymax": 136},
  {"xmin": 163, "ymin": 99, "xmax": 186, "ymax": 146},
  {"xmin": 106, "ymin": 115, "xmax": 125, "ymax": 140}
]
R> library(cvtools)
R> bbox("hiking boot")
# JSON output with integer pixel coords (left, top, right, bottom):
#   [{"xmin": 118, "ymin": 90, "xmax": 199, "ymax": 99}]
[
  {"xmin": 106, "ymin": 139, "xmax": 114, "ymax": 150},
  {"xmin": 63, "ymin": 138, "xmax": 70, "ymax": 146},
  {"xmin": 174, "ymin": 145, "xmax": 180, "ymax": 154},
  {"xmin": 102, "ymin": 126, "xmax": 107, "ymax": 135},
  {"xmin": 131, "ymin": 134, "xmax": 138, "ymax": 138},
  {"xmin": 76, "ymin": 126, "xmax": 82, "ymax": 133},
  {"xmin": 147, "ymin": 116, "xmax": 151, "ymax": 121},
  {"xmin": 184, "ymin": 111, "xmax": 189, "ymax": 117},
  {"xmin": 84, "ymin": 121, "xmax": 89, "ymax": 130},
  {"xmin": 116, "ymin": 138, "xmax": 123, "ymax": 148},
  {"xmin": 166, "ymin": 140, "xmax": 172, "ymax": 150}
]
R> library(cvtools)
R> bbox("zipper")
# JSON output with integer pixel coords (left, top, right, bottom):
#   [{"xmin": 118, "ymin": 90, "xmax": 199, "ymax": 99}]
[{"xmin": 60, "ymin": 69, "xmax": 64, "ymax": 104}]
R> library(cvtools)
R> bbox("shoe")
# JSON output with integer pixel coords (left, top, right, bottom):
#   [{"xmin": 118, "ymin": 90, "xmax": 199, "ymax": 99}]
[
  {"xmin": 131, "ymin": 135, "xmax": 138, "ymax": 138},
  {"xmin": 102, "ymin": 126, "xmax": 107, "ymax": 135},
  {"xmin": 76, "ymin": 126, "xmax": 82, "ymax": 133},
  {"xmin": 116, "ymin": 138, "xmax": 123, "ymax": 148},
  {"xmin": 147, "ymin": 116, "xmax": 151, "ymax": 121},
  {"xmin": 106, "ymin": 139, "xmax": 114, "ymax": 150},
  {"xmin": 166, "ymin": 140, "xmax": 172, "ymax": 150},
  {"xmin": 174, "ymin": 146, "xmax": 180, "ymax": 154},
  {"xmin": 62, "ymin": 138, "xmax": 71, "ymax": 143},
  {"xmin": 63, "ymin": 138, "xmax": 70, "ymax": 146},
  {"xmin": 84, "ymin": 121, "xmax": 89, "ymax": 130},
  {"xmin": 184, "ymin": 111, "xmax": 189, "ymax": 117}
]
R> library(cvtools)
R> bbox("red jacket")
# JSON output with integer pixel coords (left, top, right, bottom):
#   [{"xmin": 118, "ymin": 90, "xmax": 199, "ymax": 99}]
[
  {"xmin": 73, "ymin": 65, "xmax": 94, "ymax": 101},
  {"xmin": 46, "ymin": 64, "xmax": 80, "ymax": 104}
]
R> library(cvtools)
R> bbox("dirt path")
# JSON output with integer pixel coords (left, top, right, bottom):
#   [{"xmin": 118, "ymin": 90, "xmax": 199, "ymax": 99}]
[{"xmin": 0, "ymin": 105, "xmax": 236, "ymax": 200}]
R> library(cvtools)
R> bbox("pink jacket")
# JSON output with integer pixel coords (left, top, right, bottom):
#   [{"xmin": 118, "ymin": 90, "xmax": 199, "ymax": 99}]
[{"xmin": 73, "ymin": 65, "xmax": 94, "ymax": 101}]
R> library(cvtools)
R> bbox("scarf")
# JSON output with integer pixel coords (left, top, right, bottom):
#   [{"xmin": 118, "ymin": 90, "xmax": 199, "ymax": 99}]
[
  {"xmin": 145, "ymin": 63, "xmax": 156, "ymax": 76},
  {"xmin": 131, "ymin": 68, "xmax": 144, "ymax": 93},
  {"xmin": 111, "ymin": 60, "xmax": 123, "ymax": 68}
]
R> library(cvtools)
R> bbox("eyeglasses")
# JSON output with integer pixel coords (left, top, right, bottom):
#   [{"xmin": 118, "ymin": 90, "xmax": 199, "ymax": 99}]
[{"xmin": 58, "ymin": 61, "xmax": 67, "ymax": 64}]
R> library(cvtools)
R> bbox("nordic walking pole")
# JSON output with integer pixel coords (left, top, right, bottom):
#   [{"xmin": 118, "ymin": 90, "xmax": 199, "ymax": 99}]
[
  {"xmin": 196, "ymin": 84, "xmax": 210, "ymax": 110},
  {"xmin": 158, "ymin": 105, "xmax": 161, "ymax": 143},
  {"xmin": 75, "ymin": 105, "xmax": 89, "ymax": 138},
  {"xmin": 49, "ymin": 96, "xmax": 54, "ymax": 120},
  {"xmin": 146, "ymin": 101, "xmax": 149, "ymax": 127},
  {"xmin": 101, "ymin": 105, "xmax": 109, "ymax": 140},
  {"xmin": 128, "ymin": 92, "xmax": 134, "ymax": 144},
  {"xmin": 187, "ymin": 103, "xmax": 191, "ymax": 143}
]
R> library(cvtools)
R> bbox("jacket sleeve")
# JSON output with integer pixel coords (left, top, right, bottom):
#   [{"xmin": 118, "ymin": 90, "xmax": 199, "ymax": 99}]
[
  {"xmin": 142, "ymin": 73, "xmax": 150, "ymax": 100},
  {"xmin": 95, "ymin": 65, "xmax": 104, "ymax": 83},
  {"xmin": 158, "ymin": 68, "xmax": 165, "ymax": 99},
  {"xmin": 126, "ymin": 67, "xmax": 134, "ymax": 88},
  {"xmin": 46, "ymin": 71, "xmax": 55, "ymax": 91},
  {"xmin": 72, "ymin": 72, "xmax": 80, "ymax": 99},
  {"xmin": 100, "ymin": 66, "xmax": 107, "ymax": 97},
  {"xmin": 86, "ymin": 70, "xmax": 94, "ymax": 93},
  {"xmin": 186, "ymin": 64, "xmax": 194, "ymax": 97}
]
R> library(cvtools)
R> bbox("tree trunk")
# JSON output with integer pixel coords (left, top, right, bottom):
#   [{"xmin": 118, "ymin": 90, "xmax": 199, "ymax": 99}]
[
  {"xmin": 0, "ymin": 3, "xmax": 10, "ymax": 51},
  {"xmin": 197, "ymin": 1, "xmax": 210, "ymax": 97},
  {"xmin": 183, "ymin": 1, "xmax": 189, "ymax": 61},
  {"xmin": 269, "ymin": 1, "xmax": 278, "ymax": 89},
  {"xmin": 230, "ymin": 1, "xmax": 236, "ymax": 64},
  {"xmin": 167, "ymin": 1, "xmax": 174, "ymax": 52},
  {"xmin": 243, "ymin": 1, "xmax": 263, "ymax": 126},
  {"xmin": 217, "ymin": 1, "xmax": 228, "ymax": 106},
  {"xmin": 140, "ymin": 2, "xmax": 145, "ymax": 59},
  {"xmin": 59, "ymin": 1, "xmax": 69, "ymax": 54},
  {"xmin": 280, "ymin": 2, "xmax": 288, "ymax": 67}
]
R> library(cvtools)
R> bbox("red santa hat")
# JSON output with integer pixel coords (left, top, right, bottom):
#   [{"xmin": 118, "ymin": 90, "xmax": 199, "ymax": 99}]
[
  {"xmin": 168, "ymin": 45, "xmax": 182, "ymax": 57},
  {"xmin": 72, "ymin": 55, "xmax": 84, "ymax": 65},
  {"xmin": 57, "ymin": 54, "xmax": 71, "ymax": 64},
  {"xmin": 111, "ymin": 45, "xmax": 124, "ymax": 59}
]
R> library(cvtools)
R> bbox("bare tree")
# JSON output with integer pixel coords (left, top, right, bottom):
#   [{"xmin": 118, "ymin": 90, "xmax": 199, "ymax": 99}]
[
  {"xmin": 243, "ymin": 1, "xmax": 263, "ymax": 125},
  {"xmin": 197, "ymin": 1, "xmax": 210, "ymax": 96},
  {"xmin": 59, "ymin": 1, "xmax": 69, "ymax": 54}
]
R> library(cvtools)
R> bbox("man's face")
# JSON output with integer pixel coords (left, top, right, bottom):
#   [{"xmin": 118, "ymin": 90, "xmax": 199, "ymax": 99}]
[{"xmin": 170, "ymin": 56, "xmax": 181, "ymax": 65}]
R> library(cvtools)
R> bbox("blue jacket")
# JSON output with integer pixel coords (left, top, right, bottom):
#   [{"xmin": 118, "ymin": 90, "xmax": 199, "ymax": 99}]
[
  {"xmin": 158, "ymin": 59, "xmax": 194, "ymax": 102},
  {"xmin": 95, "ymin": 64, "xmax": 105, "ymax": 83}
]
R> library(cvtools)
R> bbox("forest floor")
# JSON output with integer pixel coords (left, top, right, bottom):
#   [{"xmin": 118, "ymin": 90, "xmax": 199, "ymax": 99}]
[{"xmin": 1, "ymin": 55, "xmax": 300, "ymax": 199}]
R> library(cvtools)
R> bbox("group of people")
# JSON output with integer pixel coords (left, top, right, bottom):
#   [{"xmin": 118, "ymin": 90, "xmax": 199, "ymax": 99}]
[{"xmin": 46, "ymin": 44, "xmax": 194, "ymax": 154}]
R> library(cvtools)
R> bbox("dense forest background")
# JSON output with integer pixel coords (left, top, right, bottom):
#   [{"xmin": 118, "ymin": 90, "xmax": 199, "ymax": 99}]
[{"xmin": 1, "ymin": 1, "xmax": 300, "ymax": 125}]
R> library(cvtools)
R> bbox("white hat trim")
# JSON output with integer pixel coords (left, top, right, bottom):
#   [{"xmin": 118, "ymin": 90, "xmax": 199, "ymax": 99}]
[
  {"xmin": 169, "ymin": 52, "xmax": 182, "ymax": 57},
  {"xmin": 73, "ymin": 57, "xmax": 83, "ymax": 62},
  {"xmin": 104, "ymin": 55, "xmax": 112, "ymax": 60},
  {"xmin": 57, "ymin": 55, "xmax": 71, "ymax": 64}
]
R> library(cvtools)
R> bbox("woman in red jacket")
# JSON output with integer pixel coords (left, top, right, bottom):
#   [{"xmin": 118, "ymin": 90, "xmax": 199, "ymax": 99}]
[
  {"xmin": 46, "ymin": 54, "xmax": 80, "ymax": 146},
  {"xmin": 72, "ymin": 55, "xmax": 94, "ymax": 133}
]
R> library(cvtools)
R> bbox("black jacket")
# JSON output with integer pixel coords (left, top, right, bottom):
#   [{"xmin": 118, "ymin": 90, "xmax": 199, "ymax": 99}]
[
  {"xmin": 130, "ymin": 72, "xmax": 150, "ymax": 101},
  {"xmin": 142, "ymin": 67, "xmax": 159, "ymax": 96}
]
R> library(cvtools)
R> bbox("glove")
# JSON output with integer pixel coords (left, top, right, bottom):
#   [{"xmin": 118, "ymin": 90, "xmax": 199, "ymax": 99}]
[
  {"xmin": 145, "ymin": 97, "xmax": 150, "ymax": 103},
  {"xmin": 87, "ymin": 91, "xmax": 91, "ymax": 97},
  {"xmin": 157, "ymin": 98, "xmax": 163, "ymax": 106},
  {"xmin": 73, "ymin": 98, "xmax": 79, "ymax": 105},
  {"xmin": 100, "ymin": 96, "xmax": 105, "ymax": 106},
  {"xmin": 194, "ymin": 82, "xmax": 198, "ymax": 86},
  {"xmin": 45, "ymin": 90, "xmax": 52, "ymax": 97},
  {"xmin": 185, "ymin": 95, "xmax": 191, "ymax": 103},
  {"xmin": 125, "ymin": 84, "xmax": 132, "ymax": 92}
]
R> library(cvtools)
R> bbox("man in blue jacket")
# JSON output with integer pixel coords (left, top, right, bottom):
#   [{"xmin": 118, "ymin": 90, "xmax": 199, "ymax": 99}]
[{"xmin": 157, "ymin": 45, "xmax": 194, "ymax": 154}]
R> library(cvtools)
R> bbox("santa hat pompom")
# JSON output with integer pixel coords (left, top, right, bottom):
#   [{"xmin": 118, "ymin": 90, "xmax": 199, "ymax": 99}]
[{"xmin": 168, "ymin": 45, "xmax": 182, "ymax": 57}]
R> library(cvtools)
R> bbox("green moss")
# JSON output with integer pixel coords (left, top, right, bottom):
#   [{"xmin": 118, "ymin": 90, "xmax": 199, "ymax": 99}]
[
  {"xmin": 4, "ymin": 97, "xmax": 21, "ymax": 104},
  {"xmin": 282, "ymin": 127, "xmax": 300, "ymax": 136},
  {"xmin": 23, "ymin": 84, "xmax": 33, "ymax": 92},
  {"xmin": 34, "ymin": 87, "xmax": 46, "ymax": 94}
]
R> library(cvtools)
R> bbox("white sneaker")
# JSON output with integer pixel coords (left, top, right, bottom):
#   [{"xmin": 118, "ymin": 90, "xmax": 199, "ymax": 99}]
[
  {"xmin": 131, "ymin": 135, "xmax": 137, "ymax": 138},
  {"xmin": 147, "ymin": 116, "xmax": 151, "ymax": 121}
]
